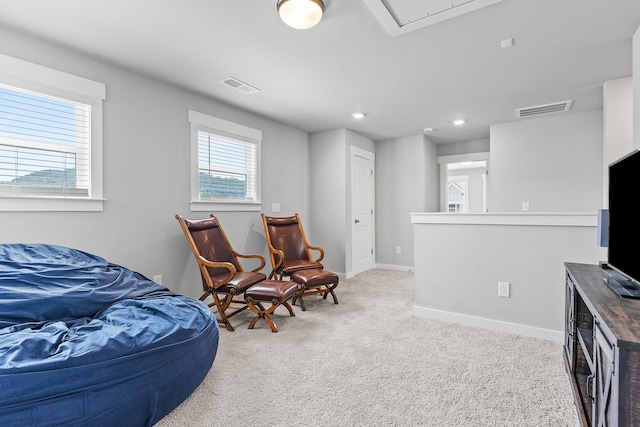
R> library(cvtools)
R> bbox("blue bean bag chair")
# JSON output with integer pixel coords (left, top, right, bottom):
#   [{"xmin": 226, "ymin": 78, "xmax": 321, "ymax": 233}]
[{"xmin": 0, "ymin": 244, "xmax": 219, "ymax": 427}]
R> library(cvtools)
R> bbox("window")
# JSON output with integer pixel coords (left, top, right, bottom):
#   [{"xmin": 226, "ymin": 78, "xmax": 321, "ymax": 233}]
[
  {"xmin": 438, "ymin": 152, "xmax": 489, "ymax": 213},
  {"xmin": 0, "ymin": 53, "xmax": 105, "ymax": 211},
  {"xmin": 188, "ymin": 110, "xmax": 261, "ymax": 211},
  {"xmin": 0, "ymin": 85, "xmax": 89, "ymax": 196},
  {"xmin": 447, "ymin": 176, "xmax": 468, "ymax": 212}
]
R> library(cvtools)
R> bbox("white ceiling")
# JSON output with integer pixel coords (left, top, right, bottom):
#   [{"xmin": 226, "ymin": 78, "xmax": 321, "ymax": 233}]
[
  {"xmin": 363, "ymin": 0, "xmax": 505, "ymax": 36},
  {"xmin": 0, "ymin": 0, "xmax": 639, "ymax": 143}
]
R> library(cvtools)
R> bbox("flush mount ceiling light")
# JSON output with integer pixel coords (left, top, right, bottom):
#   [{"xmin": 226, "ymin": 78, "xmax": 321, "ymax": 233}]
[{"xmin": 277, "ymin": 0, "xmax": 325, "ymax": 30}]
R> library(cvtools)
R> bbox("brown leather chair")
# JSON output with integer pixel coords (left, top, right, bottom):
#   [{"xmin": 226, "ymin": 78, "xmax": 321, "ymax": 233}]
[
  {"xmin": 261, "ymin": 213, "xmax": 324, "ymax": 279},
  {"xmin": 176, "ymin": 214, "xmax": 267, "ymax": 332},
  {"xmin": 262, "ymin": 213, "xmax": 338, "ymax": 310}
]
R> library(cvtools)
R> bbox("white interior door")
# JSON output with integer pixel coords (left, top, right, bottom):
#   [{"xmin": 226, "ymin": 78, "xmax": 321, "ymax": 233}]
[{"xmin": 351, "ymin": 149, "xmax": 374, "ymax": 275}]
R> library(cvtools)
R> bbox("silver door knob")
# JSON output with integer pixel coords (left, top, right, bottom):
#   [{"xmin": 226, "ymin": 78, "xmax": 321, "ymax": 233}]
[{"xmin": 354, "ymin": 219, "xmax": 360, "ymax": 223}]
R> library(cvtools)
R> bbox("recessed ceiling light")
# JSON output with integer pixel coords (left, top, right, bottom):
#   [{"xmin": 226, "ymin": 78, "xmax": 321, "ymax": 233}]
[
  {"xmin": 452, "ymin": 119, "xmax": 466, "ymax": 126},
  {"xmin": 423, "ymin": 127, "xmax": 434, "ymax": 133},
  {"xmin": 351, "ymin": 112, "xmax": 366, "ymax": 119}
]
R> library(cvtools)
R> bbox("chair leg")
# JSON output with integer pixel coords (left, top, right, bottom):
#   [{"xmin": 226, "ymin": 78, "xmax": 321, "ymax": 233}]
[
  {"xmin": 295, "ymin": 282, "xmax": 339, "ymax": 310},
  {"xmin": 200, "ymin": 290, "xmax": 236, "ymax": 332},
  {"xmin": 214, "ymin": 293, "xmax": 236, "ymax": 332},
  {"xmin": 282, "ymin": 300, "xmax": 295, "ymax": 317},
  {"xmin": 293, "ymin": 292, "xmax": 307, "ymax": 311},
  {"xmin": 325, "ymin": 283, "xmax": 339, "ymax": 304},
  {"xmin": 319, "ymin": 282, "xmax": 339, "ymax": 304},
  {"xmin": 246, "ymin": 300, "xmax": 280, "ymax": 333},
  {"xmin": 329, "ymin": 289, "xmax": 339, "ymax": 304}
]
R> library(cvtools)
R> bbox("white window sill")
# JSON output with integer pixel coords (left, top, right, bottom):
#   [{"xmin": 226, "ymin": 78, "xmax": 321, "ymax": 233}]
[
  {"xmin": 0, "ymin": 196, "xmax": 104, "ymax": 212},
  {"xmin": 190, "ymin": 201, "xmax": 262, "ymax": 212}
]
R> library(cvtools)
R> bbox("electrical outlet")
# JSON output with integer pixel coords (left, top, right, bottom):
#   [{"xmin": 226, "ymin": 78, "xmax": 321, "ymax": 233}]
[
  {"xmin": 395, "ymin": 246, "xmax": 401, "ymax": 254},
  {"xmin": 153, "ymin": 275, "xmax": 163, "ymax": 285},
  {"xmin": 272, "ymin": 203, "xmax": 281, "ymax": 213},
  {"xmin": 498, "ymin": 281, "xmax": 510, "ymax": 298},
  {"xmin": 521, "ymin": 201, "xmax": 530, "ymax": 212}
]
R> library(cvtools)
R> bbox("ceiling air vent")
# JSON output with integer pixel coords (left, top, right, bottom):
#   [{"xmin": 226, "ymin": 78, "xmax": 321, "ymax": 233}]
[
  {"xmin": 515, "ymin": 100, "xmax": 572, "ymax": 118},
  {"xmin": 220, "ymin": 77, "xmax": 260, "ymax": 94}
]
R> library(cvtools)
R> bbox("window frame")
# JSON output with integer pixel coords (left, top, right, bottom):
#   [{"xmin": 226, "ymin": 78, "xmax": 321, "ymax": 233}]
[
  {"xmin": 447, "ymin": 174, "xmax": 469, "ymax": 213},
  {"xmin": 0, "ymin": 53, "xmax": 106, "ymax": 212},
  {"xmin": 188, "ymin": 110, "xmax": 262, "ymax": 212}
]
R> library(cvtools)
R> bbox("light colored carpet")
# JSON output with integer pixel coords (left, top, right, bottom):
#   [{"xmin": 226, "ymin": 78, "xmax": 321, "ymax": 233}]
[{"xmin": 156, "ymin": 269, "xmax": 578, "ymax": 426}]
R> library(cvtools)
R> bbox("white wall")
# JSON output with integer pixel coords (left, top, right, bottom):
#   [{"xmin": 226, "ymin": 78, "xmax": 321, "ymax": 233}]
[
  {"xmin": 309, "ymin": 129, "xmax": 347, "ymax": 274},
  {"xmin": 0, "ymin": 26, "xmax": 311, "ymax": 299},
  {"xmin": 309, "ymin": 128, "xmax": 375, "ymax": 276},
  {"xmin": 412, "ymin": 214, "xmax": 607, "ymax": 341},
  {"xmin": 489, "ymin": 110, "xmax": 603, "ymax": 213},
  {"xmin": 375, "ymin": 135, "xmax": 438, "ymax": 268},
  {"xmin": 436, "ymin": 139, "xmax": 490, "ymax": 156},
  {"xmin": 603, "ymin": 77, "xmax": 634, "ymax": 206}
]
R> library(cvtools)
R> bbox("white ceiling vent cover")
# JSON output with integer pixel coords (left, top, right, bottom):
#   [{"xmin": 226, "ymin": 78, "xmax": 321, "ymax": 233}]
[
  {"xmin": 516, "ymin": 100, "xmax": 572, "ymax": 118},
  {"xmin": 220, "ymin": 77, "xmax": 260, "ymax": 94}
]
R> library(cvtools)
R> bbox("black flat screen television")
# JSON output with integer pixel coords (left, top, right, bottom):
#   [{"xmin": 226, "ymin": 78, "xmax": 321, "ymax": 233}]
[{"xmin": 605, "ymin": 148, "xmax": 640, "ymax": 298}]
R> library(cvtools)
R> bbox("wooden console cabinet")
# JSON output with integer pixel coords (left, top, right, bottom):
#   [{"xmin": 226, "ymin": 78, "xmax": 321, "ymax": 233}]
[{"xmin": 565, "ymin": 263, "xmax": 640, "ymax": 426}]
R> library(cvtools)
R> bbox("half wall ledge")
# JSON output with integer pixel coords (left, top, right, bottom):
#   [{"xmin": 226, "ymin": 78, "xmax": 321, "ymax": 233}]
[
  {"xmin": 410, "ymin": 212, "xmax": 598, "ymax": 227},
  {"xmin": 410, "ymin": 212, "xmax": 605, "ymax": 342}
]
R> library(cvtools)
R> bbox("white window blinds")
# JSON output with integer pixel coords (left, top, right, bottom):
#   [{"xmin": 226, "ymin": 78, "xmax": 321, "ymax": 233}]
[
  {"xmin": 0, "ymin": 84, "xmax": 90, "ymax": 197},
  {"xmin": 197, "ymin": 131, "xmax": 258, "ymax": 202},
  {"xmin": 188, "ymin": 110, "xmax": 261, "ymax": 211}
]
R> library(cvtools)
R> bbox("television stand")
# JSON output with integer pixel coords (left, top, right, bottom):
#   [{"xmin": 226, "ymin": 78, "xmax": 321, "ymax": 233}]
[{"xmin": 564, "ymin": 263, "xmax": 640, "ymax": 426}]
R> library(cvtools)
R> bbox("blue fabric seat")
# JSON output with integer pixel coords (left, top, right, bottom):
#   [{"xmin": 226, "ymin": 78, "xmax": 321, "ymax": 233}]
[{"xmin": 0, "ymin": 244, "xmax": 219, "ymax": 427}]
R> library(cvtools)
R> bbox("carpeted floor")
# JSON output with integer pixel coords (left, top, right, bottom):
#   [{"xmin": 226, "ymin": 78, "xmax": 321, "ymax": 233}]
[{"xmin": 156, "ymin": 269, "xmax": 579, "ymax": 426}]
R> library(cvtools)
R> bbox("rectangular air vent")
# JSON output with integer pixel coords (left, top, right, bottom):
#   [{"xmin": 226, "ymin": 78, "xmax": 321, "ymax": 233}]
[
  {"xmin": 220, "ymin": 77, "xmax": 260, "ymax": 94},
  {"xmin": 516, "ymin": 100, "xmax": 572, "ymax": 118}
]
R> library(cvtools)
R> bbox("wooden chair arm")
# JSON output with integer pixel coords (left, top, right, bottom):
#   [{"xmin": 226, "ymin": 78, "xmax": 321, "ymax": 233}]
[
  {"xmin": 234, "ymin": 252, "xmax": 266, "ymax": 273},
  {"xmin": 198, "ymin": 256, "xmax": 236, "ymax": 290},
  {"xmin": 271, "ymin": 249, "xmax": 284, "ymax": 269},
  {"xmin": 308, "ymin": 246, "xmax": 324, "ymax": 263},
  {"xmin": 268, "ymin": 248, "xmax": 285, "ymax": 277}
]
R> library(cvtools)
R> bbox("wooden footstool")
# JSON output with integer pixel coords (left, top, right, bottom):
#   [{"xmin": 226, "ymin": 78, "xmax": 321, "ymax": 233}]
[
  {"xmin": 244, "ymin": 280, "xmax": 300, "ymax": 333},
  {"xmin": 289, "ymin": 269, "xmax": 339, "ymax": 311}
]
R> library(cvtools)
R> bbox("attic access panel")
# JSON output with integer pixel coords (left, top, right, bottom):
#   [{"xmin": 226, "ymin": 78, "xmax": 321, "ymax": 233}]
[{"xmin": 363, "ymin": 0, "xmax": 503, "ymax": 37}]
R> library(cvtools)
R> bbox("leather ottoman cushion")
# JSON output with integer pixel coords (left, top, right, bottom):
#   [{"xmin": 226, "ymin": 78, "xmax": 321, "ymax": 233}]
[
  {"xmin": 244, "ymin": 280, "xmax": 299, "ymax": 303},
  {"xmin": 290, "ymin": 269, "xmax": 339, "ymax": 288}
]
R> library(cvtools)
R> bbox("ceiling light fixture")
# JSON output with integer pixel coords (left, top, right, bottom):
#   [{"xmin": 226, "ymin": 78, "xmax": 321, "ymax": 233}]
[
  {"xmin": 452, "ymin": 119, "xmax": 466, "ymax": 126},
  {"xmin": 351, "ymin": 112, "xmax": 366, "ymax": 119},
  {"xmin": 277, "ymin": 0, "xmax": 325, "ymax": 30}
]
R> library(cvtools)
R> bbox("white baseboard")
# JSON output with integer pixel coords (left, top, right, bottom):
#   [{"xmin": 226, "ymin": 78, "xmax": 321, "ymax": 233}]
[
  {"xmin": 375, "ymin": 263, "xmax": 414, "ymax": 272},
  {"xmin": 345, "ymin": 265, "xmax": 414, "ymax": 279},
  {"xmin": 412, "ymin": 305, "xmax": 563, "ymax": 343}
]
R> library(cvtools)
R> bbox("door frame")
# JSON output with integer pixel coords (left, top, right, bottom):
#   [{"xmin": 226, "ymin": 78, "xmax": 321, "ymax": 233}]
[{"xmin": 350, "ymin": 146, "xmax": 375, "ymax": 277}]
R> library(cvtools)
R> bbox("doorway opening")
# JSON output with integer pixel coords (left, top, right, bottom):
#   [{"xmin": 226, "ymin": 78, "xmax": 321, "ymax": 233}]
[{"xmin": 438, "ymin": 153, "xmax": 489, "ymax": 213}]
